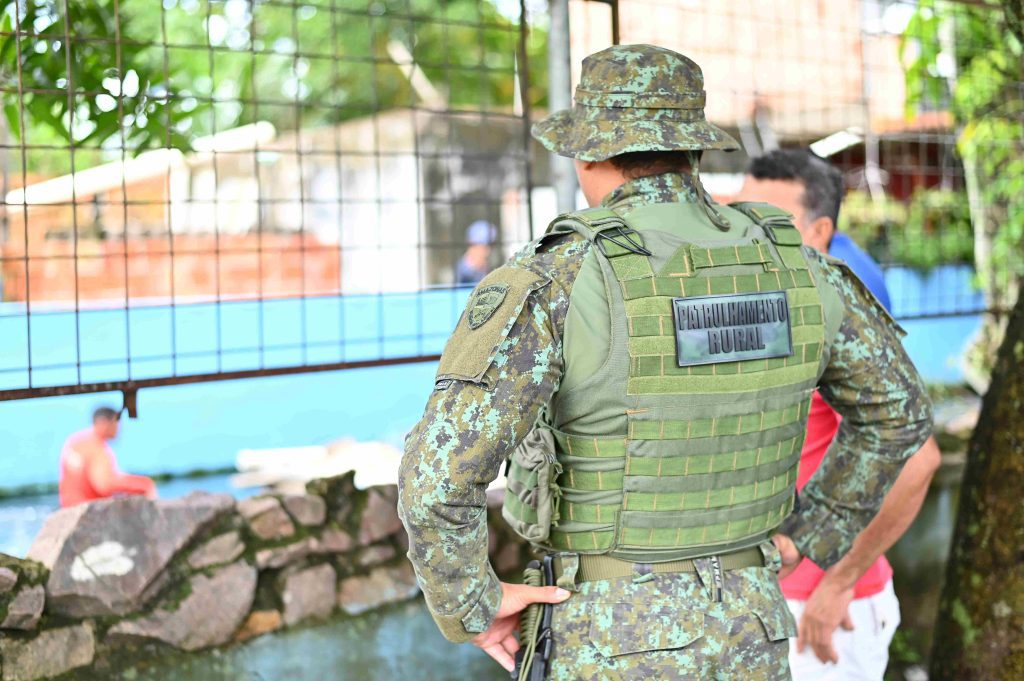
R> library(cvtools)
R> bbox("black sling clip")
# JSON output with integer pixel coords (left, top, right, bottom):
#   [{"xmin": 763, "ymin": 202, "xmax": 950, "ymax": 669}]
[{"xmin": 594, "ymin": 225, "xmax": 653, "ymax": 258}]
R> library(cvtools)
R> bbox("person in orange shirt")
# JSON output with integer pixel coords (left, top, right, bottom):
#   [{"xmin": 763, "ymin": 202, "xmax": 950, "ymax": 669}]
[{"xmin": 59, "ymin": 407, "xmax": 157, "ymax": 507}]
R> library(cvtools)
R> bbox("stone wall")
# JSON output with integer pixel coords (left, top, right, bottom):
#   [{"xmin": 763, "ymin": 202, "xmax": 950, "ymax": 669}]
[{"xmin": 0, "ymin": 474, "xmax": 530, "ymax": 681}]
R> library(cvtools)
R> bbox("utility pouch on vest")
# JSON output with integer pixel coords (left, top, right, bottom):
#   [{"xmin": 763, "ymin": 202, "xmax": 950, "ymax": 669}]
[{"xmin": 503, "ymin": 427, "xmax": 562, "ymax": 543}]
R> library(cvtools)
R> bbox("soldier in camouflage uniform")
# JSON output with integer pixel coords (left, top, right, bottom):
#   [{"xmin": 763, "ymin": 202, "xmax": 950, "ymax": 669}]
[{"xmin": 398, "ymin": 45, "xmax": 932, "ymax": 680}]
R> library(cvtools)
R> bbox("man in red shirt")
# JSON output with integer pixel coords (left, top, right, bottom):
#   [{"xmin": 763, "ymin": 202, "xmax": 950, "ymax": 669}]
[
  {"xmin": 737, "ymin": 149, "xmax": 941, "ymax": 680},
  {"xmin": 59, "ymin": 407, "xmax": 157, "ymax": 507}
]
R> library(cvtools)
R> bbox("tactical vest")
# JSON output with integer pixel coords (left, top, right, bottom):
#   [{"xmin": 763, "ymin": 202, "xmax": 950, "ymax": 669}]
[{"xmin": 503, "ymin": 200, "xmax": 835, "ymax": 562}]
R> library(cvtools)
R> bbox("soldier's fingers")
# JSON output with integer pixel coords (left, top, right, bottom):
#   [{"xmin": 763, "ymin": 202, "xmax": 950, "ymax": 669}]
[
  {"xmin": 771, "ymin": 533, "xmax": 800, "ymax": 566},
  {"xmin": 499, "ymin": 633, "xmax": 521, "ymax": 657},
  {"xmin": 524, "ymin": 585, "xmax": 572, "ymax": 604},
  {"xmin": 778, "ymin": 563, "xmax": 799, "ymax": 580},
  {"xmin": 484, "ymin": 644, "xmax": 515, "ymax": 672},
  {"xmin": 508, "ymin": 584, "xmax": 571, "ymax": 610}
]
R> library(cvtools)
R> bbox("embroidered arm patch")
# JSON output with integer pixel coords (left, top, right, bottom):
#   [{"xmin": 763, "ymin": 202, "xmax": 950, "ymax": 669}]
[
  {"xmin": 467, "ymin": 284, "xmax": 509, "ymax": 328},
  {"xmin": 436, "ymin": 266, "xmax": 550, "ymax": 388}
]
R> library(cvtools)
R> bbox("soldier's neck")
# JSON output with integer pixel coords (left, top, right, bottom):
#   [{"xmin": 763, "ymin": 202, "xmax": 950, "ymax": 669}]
[{"xmin": 601, "ymin": 171, "xmax": 700, "ymax": 212}]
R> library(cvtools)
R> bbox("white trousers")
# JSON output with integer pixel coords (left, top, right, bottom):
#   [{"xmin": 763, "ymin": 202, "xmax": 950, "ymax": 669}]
[{"xmin": 786, "ymin": 579, "xmax": 901, "ymax": 681}]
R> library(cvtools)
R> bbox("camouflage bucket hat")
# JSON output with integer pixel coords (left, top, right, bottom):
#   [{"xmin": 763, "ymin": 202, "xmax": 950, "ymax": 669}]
[{"xmin": 532, "ymin": 44, "xmax": 739, "ymax": 162}]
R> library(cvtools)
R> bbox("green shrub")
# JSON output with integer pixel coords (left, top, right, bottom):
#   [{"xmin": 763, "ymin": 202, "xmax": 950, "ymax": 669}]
[{"xmin": 839, "ymin": 189, "xmax": 974, "ymax": 270}]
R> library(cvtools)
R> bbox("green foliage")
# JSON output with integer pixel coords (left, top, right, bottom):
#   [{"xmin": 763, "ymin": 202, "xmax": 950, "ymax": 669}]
[
  {"xmin": 900, "ymin": 4, "xmax": 946, "ymax": 117},
  {"xmin": 839, "ymin": 189, "xmax": 974, "ymax": 270},
  {"xmin": 0, "ymin": 0, "xmax": 546, "ymax": 175},
  {"xmin": 902, "ymin": 0, "xmax": 1024, "ymax": 295},
  {"xmin": 0, "ymin": 1, "xmax": 202, "ymax": 152}
]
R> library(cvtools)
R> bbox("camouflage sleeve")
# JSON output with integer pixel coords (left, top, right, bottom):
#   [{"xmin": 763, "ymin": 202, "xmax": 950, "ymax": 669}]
[
  {"xmin": 780, "ymin": 252, "xmax": 933, "ymax": 569},
  {"xmin": 397, "ymin": 235, "xmax": 589, "ymax": 643}
]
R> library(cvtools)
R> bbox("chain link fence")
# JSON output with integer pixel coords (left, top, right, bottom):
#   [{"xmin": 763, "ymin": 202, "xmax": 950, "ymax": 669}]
[
  {"xmin": 2, "ymin": 0, "xmax": 1020, "ymax": 402},
  {"xmin": 570, "ymin": 0, "xmax": 1020, "ymax": 325},
  {"xmin": 0, "ymin": 0, "xmax": 543, "ymax": 403}
]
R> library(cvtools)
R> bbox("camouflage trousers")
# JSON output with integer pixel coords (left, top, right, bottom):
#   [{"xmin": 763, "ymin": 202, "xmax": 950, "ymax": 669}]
[{"xmin": 546, "ymin": 545, "xmax": 797, "ymax": 681}]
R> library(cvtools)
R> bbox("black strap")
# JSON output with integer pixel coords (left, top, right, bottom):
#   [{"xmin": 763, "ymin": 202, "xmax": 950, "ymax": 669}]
[
  {"xmin": 545, "ymin": 209, "xmax": 651, "ymax": 257},
  {"xmin": 594, "ymin": 224, "xmax": 652, "ymax": 257}
]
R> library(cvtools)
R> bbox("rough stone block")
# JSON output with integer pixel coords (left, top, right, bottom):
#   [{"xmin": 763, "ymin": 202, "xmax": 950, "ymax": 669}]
[
  {"xmin": 281, "ymin": 564, "xmax": 336, "ymax": 626},
  {"xmin": 0, "ymin": 567, "xmax": 17, "ymax": 594},
  {"xmin": 24, "ymin": 504, "xmax": 89, "ymax": 570},
  {"xmin": 188, "ymin": 531, "xmax": 245, "ymax": 570},
  {"xmin": 395, "ymin": 528, "xmax": 410, "ymax": 554},
  {"xmin": 0, "ymin": 622, "xmax": 95, "ymax": 681},
  {"xmin": 106, "ymin": 560, "xmax": 256, "ymax": 652},
  {"xmin": 0, "ymin": 554, "xmax": 49, "ymax": 633},
  {"xmin": 305, "ymin": 472, "xmax": 356, "ymax": 524},
  {"xmin": 282, "ymin": 494, "xmax": 327, "ymax": 527},
  {"xmin": 1, "ymin": 585, "xmax": 44, "ymax": 630},
  {"xmin": 316, "ymin": 528, "xmax": 354, "ymax": 554},
  {"xmin": 234, "ymin": 609, "xmax": 283, "ymax": 643},
  {"xmin": 337, "ymin": 562, "xmax": 419, "ymax": 616},
  {"xmin": 356, "ymin": 544, "xmax": 396, "ymax": 568},
  {"xmin": 26, "ymin": 492, "xmax": 233, "ymax": 618},
  {"xmin": 358, "ymin": 486, "xmax": 403, "ymax": 545},
  {"xmin": 238, "ymin": 496, "xmax": 295, "ymax": 541},
  {"xmin": 237, "ymin": 496, "xmax": 278, "ymax": 519},
  {"xmin": 255, "ymin": 537, "xmax": 317, "ymax": 570}
]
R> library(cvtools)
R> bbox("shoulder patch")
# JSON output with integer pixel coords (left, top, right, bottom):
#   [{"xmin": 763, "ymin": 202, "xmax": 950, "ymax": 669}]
[
  {"xmin": 437, "ymin": 266, "xmax": 550, "ymax": 388},
  {"xmin": 468, "ymin": 284, "xmax": 509, "ymax": 329}
]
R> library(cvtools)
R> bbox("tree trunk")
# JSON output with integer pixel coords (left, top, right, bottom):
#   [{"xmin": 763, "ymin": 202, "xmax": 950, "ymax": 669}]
[{"xmin": 930, "ymin": 282, "xmax": 1024, "ymax": 680}]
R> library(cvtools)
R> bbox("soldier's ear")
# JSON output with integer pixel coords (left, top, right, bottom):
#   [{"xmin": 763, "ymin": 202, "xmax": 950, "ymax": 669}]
[{"xmin": 807, "ymin": 215, "xmax": 834, "ymax": 252}]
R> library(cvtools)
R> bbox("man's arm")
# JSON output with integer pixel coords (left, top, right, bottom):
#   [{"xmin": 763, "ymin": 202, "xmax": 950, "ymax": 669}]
[
  {"xmin": 85, "ymin": 447, "xmax": 157, "ymax": 499},
  {"xmin": 778, "ymin": 252, "xmax": 934, "ymax": 569},
  {"xmin": 797, "ymin": 435, "xmax": 941, "ymax": 662},
  {"xmin": 397, "ymin": 236, "xmax": 588, "ymax": 653},
  {"xmin": 113, "ymin": 473, "xmax": 157, "ymax": 499}
]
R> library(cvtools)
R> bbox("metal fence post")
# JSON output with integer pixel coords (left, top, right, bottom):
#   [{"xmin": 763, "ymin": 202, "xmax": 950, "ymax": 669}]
[{"xmin": 548, "ymin": 0, "xmax": 578, "ymax": 214}]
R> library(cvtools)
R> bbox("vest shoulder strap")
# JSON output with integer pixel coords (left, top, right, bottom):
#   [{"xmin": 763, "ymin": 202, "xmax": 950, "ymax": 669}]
[
  {"xmin": 545, "ymin": 208, "xmax": 651, "ymax": 258},
  {"xmin": 728, "ymin": 201, "xmax": 803, "ymax": 246}
]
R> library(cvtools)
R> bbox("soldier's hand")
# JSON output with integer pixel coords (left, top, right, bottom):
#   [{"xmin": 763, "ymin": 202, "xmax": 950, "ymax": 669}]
[
  {"xmin": 471, "ymin": 581, "xmax": 571, "ymax": 672},
  {"xmin": 771, "ymin": 533, "xmax": 802, "ymax": 579},
  {"xmin": 796, "ymin": 577, "xmax": 856, "ymax": 663}
]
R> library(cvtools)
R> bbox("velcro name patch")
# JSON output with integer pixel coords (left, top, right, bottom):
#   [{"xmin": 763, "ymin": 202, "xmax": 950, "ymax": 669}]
[{"xmin": 671, "ymin": 291, "xmax": 794, "ymax": 367}]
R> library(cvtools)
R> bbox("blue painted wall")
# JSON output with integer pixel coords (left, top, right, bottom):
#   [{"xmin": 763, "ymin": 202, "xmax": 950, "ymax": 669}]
[{"xmin": 0, "ymin": 266, "xmax": 983, "ymax": 489}]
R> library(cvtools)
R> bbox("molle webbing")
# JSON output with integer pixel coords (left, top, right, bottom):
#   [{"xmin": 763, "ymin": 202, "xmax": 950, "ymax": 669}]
[
  {"xmin": 620, "ymin": 269, "xmax": 816, "ymax": 301},
  {"xmin": 545, "ymin": 205, "xmax": 826, "ymax": 560}
]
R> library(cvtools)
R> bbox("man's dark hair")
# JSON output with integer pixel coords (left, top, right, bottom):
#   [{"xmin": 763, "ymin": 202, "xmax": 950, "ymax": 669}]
[
  {"xmin": 609, "ymin": 151, "xmax": 693, "ymax": 179},
  {"xmin": 93, "ymin": 406, "xmax": 119, "ymax": 423},
  {"xmin": 746, "ymin": 149, "xmax": 844, "ymax": 227}
]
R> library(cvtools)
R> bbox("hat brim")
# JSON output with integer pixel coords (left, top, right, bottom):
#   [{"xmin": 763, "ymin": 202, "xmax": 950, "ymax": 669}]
[{"xmin": 532, "ymin": 109, "xmax": 740, "ymax": 162}]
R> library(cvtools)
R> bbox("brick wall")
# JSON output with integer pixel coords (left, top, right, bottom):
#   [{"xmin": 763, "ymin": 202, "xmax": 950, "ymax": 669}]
[{"xmin": 2, "ymin": 233, "xmax": 342, "ymax": 303}]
